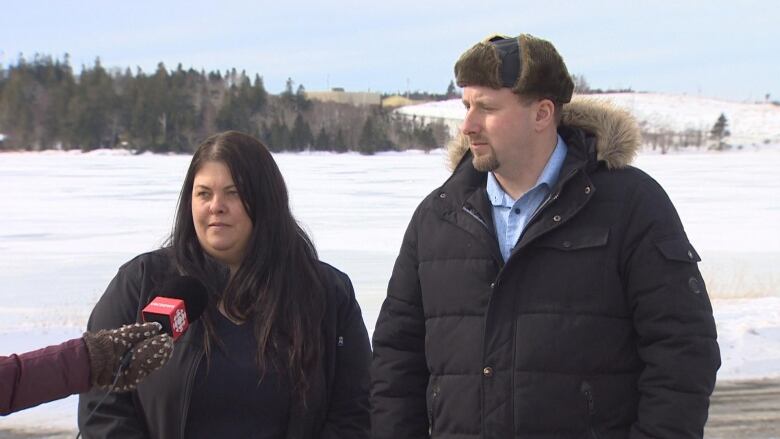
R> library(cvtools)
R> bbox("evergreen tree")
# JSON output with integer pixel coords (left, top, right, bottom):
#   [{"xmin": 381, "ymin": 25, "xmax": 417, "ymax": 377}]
[
  {"xmin": 258, "ymin": 121, "xmax": 271, "ymax": 144},
  {"xmin": 281, "ymin": 77, "xmax": 295, "ymax": 105},
  {"xmin": 709, "ymin": 113, "xmax": 730, "ymax": 150},
  {"xmin": 358, "ymin": 116, "xmax": 375, "ymax": 154},
  {"xmin": 295, "ymin": 84, "xmax": 311, "ymax": 111},
  {"xmin": 131, "ymin": 63, "xmax": 171, "ymax": 151},
  {"xmin": 360, "ymin": 111, "xmax": 394, "ymax": 153},
  {"xmin": 291, "ymin": 113, "xmax": 313, "ymax": 150},
  {"xmin": 333, "ymin": 128, "xmax": 347, "ymax": 153},
  {"xmin": 415, "ymin": 125, "xmax": 438, "ymax": 151},
  {"xmin": 251, "ymin": 74, "xmax": 268, "ymax": 113},
  {"xmin": 446, "ymin": 80, "xmax": 460, "ymax": 98},
  {"xmin": 314, "ymin": 127, "xmax": 331, "ymax": 151},
  {"xmin": 127, "ymin": 67, "xmax": 155, "ymax": 149},
  {"xmin": 208, "ymin": 70, "xmax": 222, "ymax": 82},
  {"xmin": 268, "ymin": 118, "xmax": 291, "ymax": 152},
  {"xmin": 0, "ymin": 58, "xmax": 35, "ymax": 149},
  {"xmin": 68, "ymin": 58, "xmax": 118, "ymax": 150},
  {"xmin": 164, "ymin": 64, "xmax": 198, "ymax": 152},
  {"xmin": 217, "ymin": 85, "xmax": 250, "ymax": 133}
]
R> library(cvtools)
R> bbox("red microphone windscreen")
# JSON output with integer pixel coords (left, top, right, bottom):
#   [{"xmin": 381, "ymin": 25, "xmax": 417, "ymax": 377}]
[
  {"xmin": 142, "ymin": 297, "xmax": 189, "ymax": 341},
  {"xmin": 142, "ymin": 276, "xmax": 208, "ymax": 341}
]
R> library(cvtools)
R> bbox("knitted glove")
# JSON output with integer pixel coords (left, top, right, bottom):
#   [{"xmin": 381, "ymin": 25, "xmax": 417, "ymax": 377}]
[{"xmin": 83, "ymin": 322, "xmax": 174, "ymax": 391}]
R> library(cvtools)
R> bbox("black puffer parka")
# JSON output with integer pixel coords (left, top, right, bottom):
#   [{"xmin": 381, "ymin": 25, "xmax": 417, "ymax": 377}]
[{"xmin": 371, "ymin": 99, "xmax": 720, "ymax": 439}]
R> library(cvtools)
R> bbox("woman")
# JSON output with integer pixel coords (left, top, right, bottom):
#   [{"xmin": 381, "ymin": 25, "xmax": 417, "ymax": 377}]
[{"xmin": 78, "ymin": 131, "xmax": 371, "ymax": 438}]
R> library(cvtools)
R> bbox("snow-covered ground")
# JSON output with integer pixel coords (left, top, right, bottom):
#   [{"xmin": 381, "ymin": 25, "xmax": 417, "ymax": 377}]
[
  {"xmin": 397, "ymin": 93, "xmax": 780, "ymax": 147},
  {"xmin": 1, "ymin": 147, "xmax": 778, "ymax": 430}
]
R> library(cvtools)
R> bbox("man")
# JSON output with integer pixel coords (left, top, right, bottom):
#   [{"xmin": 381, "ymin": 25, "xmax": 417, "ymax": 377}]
[{"xmin": 371, "ymin": 33, "xmax": 720, "ymax": 438}]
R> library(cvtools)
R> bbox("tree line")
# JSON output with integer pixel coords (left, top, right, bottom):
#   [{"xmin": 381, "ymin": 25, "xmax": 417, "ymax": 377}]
[
  {"xmin": 572, "ymin": 74, "xmax": 752, "ymax": 153},
  {"xmin": 638, "ymin": 112, "xmax": 742, "ymax": 154},
  {"xmin": 0, "ymin": 54, "xmax": 449, "ymax": 154}
]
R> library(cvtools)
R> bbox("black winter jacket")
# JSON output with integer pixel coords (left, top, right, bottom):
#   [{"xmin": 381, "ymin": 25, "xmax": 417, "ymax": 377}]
[
  {"xmin": 371, "ymin": 99, "xmax": 720, "ymax": 439},
  {"xmin": 78, "ymin": 249, "xmax": 371, "ymax": 439}
]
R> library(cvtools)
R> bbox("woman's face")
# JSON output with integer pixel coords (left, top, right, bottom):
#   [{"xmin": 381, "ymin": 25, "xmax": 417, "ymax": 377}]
[{"xmin": 191, "ymin": 160, "xmax": 253, "ymax": 270}]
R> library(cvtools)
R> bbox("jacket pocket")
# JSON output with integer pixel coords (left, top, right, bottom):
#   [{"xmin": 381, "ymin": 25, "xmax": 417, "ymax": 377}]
[
  {"xmin": 533, "ymin": 227, "xmax": 609, "ymax": 251},
  {"xmin": 524, "ymin": 227, "xmax": 612, "ymax": 306},
  {"xmin": 655, "ymin": 238, "xmax": 701, "ymax": 263},
  {"xmin": 580, "ymin": 381, "xmax": 601, "ymax": 439}
]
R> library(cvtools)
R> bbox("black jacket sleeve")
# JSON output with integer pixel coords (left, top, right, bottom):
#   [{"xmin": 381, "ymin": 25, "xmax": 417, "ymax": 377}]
[
  {"xmin": 321, "ymin": 271, "xmax": 372, "ymax": 439},
  {"xmin": 371, "ymin": 206, "xmax": 431, "ymax": 439},
  {"xmin": 77, "ymin": 256, "xmax": 151, "ymax": 439},
  {"xmin": 621, "ymin": 178, "xmax": 721, "ymax": 439}
]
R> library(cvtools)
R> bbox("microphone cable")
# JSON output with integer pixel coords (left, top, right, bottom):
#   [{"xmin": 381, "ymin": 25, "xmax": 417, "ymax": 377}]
[{"xmin": 75, "ymin": 353, "xmax": 132, "ymax": 439}]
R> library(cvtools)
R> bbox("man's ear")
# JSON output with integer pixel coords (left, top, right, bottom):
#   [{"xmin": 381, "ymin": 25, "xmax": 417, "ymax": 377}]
[{"xmin": 535, "ymin": 99, "xmax": 555, "ymax": 130}]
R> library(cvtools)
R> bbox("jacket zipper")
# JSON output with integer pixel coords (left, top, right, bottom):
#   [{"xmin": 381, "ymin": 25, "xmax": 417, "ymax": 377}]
[
  {"xmin": 461, "ymin": 167, "xmax": 586, "ymax": 437},
  {"xmin": 517, "ymin": 168, "xmax": 578, "ymax": 243},
  {"xmin": 461, "ymin": 204, "xmax": 507, "ymax": 267},
  {"xmin": 461, "ymin": 204, "xmax": 489, "ymax": 230},
  {"xmin": 429, "ymin": 379, "xmax": 439, "ymax": 436},
  {"xmin": 179, "ymin": 350, "xmax": 204, "ymax": 439},
  {"xmin": 580, "ymin": 381, "xmax": 600, "ymax": 439}
]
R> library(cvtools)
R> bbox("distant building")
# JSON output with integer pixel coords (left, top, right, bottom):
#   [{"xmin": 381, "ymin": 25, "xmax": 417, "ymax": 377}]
[
  {"xmin": 381, "ymin": 95, "xmax": 426, "ymax": 108},
  {"xmin": 305, "ymin": 88, "xmax": 381, "ymax": 106},
  {"xmin": 394, "ymin": 99, "xmax": 465, "ymax": 139}
]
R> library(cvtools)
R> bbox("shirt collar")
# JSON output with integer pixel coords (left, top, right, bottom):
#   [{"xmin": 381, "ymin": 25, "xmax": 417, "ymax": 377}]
[{"xmin": 486, "ymin": 134, "xmax": 569, "ymax": 207}]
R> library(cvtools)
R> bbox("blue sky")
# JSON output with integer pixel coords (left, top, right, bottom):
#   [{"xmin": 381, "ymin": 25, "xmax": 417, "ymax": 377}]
[{"xmin": 2, "ymin": 0, "xmax": 778, "ymax": 101}]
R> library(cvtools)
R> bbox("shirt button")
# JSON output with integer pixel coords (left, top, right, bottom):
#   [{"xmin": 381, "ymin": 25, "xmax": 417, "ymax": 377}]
[
  {"xmin": 483, "ymin": 366, "xmax": 494, "ymax": 377},
  {"xmin": 562, "ymin": 241, "xmax": 572, "ymax": 248},
  {"xmin": 513, "ymin": 208, "xmax": 521, "ymax": 214},
  {"xmin": 584, "ymin": 186, "xmax": 592, "ymax": 194},
  {"xmin": 687, "ymin": 250, "xmax": 694, "ymax": 259},
  {"xmin": 553, "ymin": 215, "xmax": 562, "ymax": 222},
  {"xmin": 490, "ymin": 282, "xmax": 495, "ymax": 289}
]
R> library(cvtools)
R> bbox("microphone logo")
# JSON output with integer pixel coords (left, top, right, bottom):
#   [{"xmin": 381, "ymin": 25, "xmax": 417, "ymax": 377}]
[
  {"xmin": 142, "ymin": 275, "xmax": 208, "ymax": 341},
  {"xmin": 173, "ymin": 309, "xmax": 187, "ymax": 333},
  {"xmin": 142, "ymin": 297, "xmax": 190, "ymax": 341}
]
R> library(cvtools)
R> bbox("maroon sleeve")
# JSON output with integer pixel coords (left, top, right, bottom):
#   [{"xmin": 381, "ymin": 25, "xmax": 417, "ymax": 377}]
[{"xmin": 1, "ymin": 337, "xmax": 92, "ymax": 415}]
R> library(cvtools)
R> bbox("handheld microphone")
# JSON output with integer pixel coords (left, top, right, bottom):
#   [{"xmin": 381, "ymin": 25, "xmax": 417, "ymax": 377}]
[
  {"xmin": 117, "ymin": 276, "xmax": 209, "ymax": 371},
  {"xmin": 142, "ymin": 275, "xmax": 209, "ymax": 341}
]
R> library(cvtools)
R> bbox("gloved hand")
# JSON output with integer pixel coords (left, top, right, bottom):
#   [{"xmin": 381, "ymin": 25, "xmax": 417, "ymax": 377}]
[{"xmin": 83, "ymin": 322, "xmax": 174, "ymax": 391}]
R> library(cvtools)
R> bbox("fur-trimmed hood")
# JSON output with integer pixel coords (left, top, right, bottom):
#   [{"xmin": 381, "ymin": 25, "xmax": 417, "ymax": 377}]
[{"xmin": 446, "ymin": 97, "xmax": 641, "ymax": 171}]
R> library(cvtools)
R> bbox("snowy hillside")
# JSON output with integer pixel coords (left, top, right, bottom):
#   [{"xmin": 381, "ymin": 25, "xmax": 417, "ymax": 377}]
[{"xmin": 396, "ymin": 93, "xmax": 780, "ymax": 147}]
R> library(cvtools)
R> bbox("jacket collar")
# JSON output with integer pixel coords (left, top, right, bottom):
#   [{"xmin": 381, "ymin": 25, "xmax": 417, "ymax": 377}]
[
  {"xmin": 439, "ymin": 122, "xmax": 594, "ymax": 212},
  {"xmin": 432, "ymin": 104, "xmax": 620, "ymax": 264},
  {"xmin": 445, "ymin": 96, "xmax": 641, "ymax": 173}
]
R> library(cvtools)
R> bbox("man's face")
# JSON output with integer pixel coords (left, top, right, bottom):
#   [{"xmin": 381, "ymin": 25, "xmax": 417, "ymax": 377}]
[{"xmin": 461, "ymin": 86, "xmax": 536, "ymax": 172}]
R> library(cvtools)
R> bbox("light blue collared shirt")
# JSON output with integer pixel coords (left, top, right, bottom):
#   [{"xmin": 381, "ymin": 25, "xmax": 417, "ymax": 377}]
[{"xmin": 487, "ymin": 135, "xmax": 568, "ymax": 262}]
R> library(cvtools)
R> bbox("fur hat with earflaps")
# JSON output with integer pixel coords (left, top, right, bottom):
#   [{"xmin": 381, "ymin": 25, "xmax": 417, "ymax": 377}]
[{"xmin": 454, "ymin": 33, "xmax": 574, "ymax": 104}]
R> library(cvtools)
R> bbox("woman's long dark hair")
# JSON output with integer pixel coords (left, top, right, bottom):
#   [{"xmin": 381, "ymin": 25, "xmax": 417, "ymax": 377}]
[{"xmin": 168, "ymin": 130, "xmax": 326, "ymax": 403}]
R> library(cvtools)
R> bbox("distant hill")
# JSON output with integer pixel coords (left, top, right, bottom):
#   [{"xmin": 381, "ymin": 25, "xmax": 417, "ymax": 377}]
[{"xmin": 395, "ymin": 93, "xmax": 780, "ymax": 148}]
